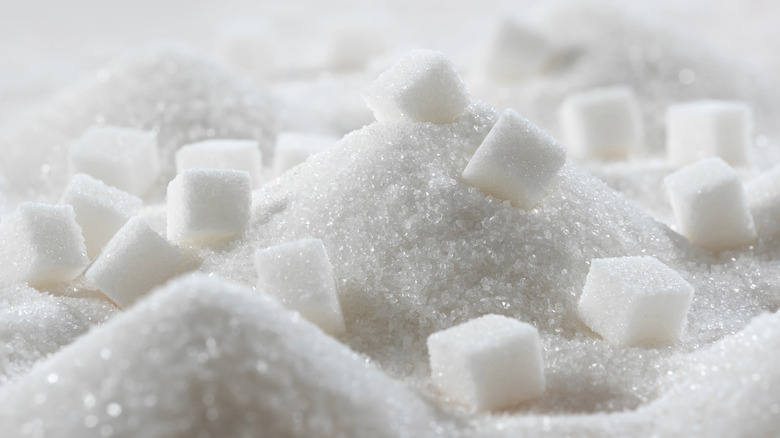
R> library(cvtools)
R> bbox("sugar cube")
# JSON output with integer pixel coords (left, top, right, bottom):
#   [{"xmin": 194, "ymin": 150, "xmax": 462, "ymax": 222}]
[
  {"xmin": 664, "ymin": 157, "xmax": 756, "ymax": 251},
  {"xmin": 0, "ymin": 203, "xmax": 89, "ymax": 288},
  {"xmin": 175, "ymin": 139, "xmax": 263, "ymax": 187},
  {"xmin": 59, "ymin": 173, "xmax": 143, "ymax": 259},
  {"xmin": 85, "ymin": 216, "xmax": 187, "ymax": 308},
  {"xmin": 273, "ymin": 132, "xmax": 338, "ymax": 177},
  {"xmin": 69, "ymin": 126, "xmax": 160, "ymax": 197},
  {"xmin": 482, "ymin": 17, "xmax": 554, "ymax": 82},
  {"xmin": 746, "ymin": 164, "xmax": 780, "ymax": 239},
  {"xmin": 462, "ymin": 108, "xmax": 567, "ymax": 208},
  {"xmin": 361, "ymin": 50, "xmax": 470, "ymax": 124},
  {"xmin": 327, "ymin": 24, "xmax": 386, "ymax": 71},
  {"xmin": 167, "ymin": 169, "xmax": 252, "ymax": 246},
  {"xmin": 578, "ymin": 256, "xmax": 694, "ymax": 347},
  {"xmin": 559, "ymin": 86, "xmax": 643, "ymax": 160},
  {"xmin": 666, "ymin": 100, "xmax": 752, "ymax": 167},
  {"xmin": 255, "ymin": 238, "xmax": 345, "ymax": 335},
  {"xmin": 427, "ymin": 314, "xmax": 545, "ymax": 411}
]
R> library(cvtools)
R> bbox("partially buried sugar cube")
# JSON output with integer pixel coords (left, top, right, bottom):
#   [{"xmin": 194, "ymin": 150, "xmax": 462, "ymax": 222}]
[
  {"xmin": 272, "ymin": 132, "xmax": 338, "ymax": 177},
  {"xmin": 69, "ymin": 126, "xmax": 160, "ymax": 197},
  {"xmin": 167, "ymin": 169, "xmax": 252, "ymax": 246},
  {"xmin": 578, "ymin": 256, "xmax": 694, "ymax": 347},
  {"xmin": 361, "ymin": 50, "xmax": 470, "ymax": 124},
  {"xmin": 0, "ymin": 203, "xmax": 89, "ymax": 288},
  {"xmin": 664, "ymin": 157, "xmax": 756, "ymax": 251},
  {"xmin": 427, "ymin": 314, "xmax": 545, "ymax": 412},
  {"xmin": 85, "ymin": 216, "xmax": 187, "ymax": 308},
  {"xmin": 59, "ymin": 173, "xmax": 143, "ymax": 259},
  {"xmin": 462, "ymin": 108, "xmax": 567, "ymax": 209},
  {"xmin": 255, "ymin": 238, "xmax": 345, "ymax": 335},
  {"xmin": 666, "ymin": 100, "xmax": 751, "ymax": 167},
  {"xmin": 559, "ymin": 86, "xmax": 643, "ymax": 160},
  {"xmin": 175, "ymin": 139, "xmax": 263, "ymax": 187}
]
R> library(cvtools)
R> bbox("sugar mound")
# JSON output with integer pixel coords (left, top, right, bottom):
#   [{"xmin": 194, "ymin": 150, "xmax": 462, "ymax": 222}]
[
  {"xmin": 0, "ymin": 274, "xmax": 453, "ymax": 438},
  {"xmin": 0, "ymin": 44, "xmax": 276, "ymax": 202}
]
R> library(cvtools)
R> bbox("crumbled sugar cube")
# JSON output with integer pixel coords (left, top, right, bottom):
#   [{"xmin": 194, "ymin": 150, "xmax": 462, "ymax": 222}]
[
  {"xmin": 482, "ymin": 18, "xmax": 554, "ymax": 82},
  {"xmin": 175, "ymin": 139, "xmax": 263, "ymax": 187},
  {"xmin": 69, "ymin": 126, "xmax": 160, "ymax": 197},
  {"xmin": 167, "ymin": 169, "xmax": 252, "ymax": 245},
  {"xmin": 746, "ymin": 164, "xmax": 780, "ymax": 239},
  {"xmin": 578, "ymin": 256, "xmax": 694, "ymax": 347},
  {"xmin": 255, "ymin": 238, "xmax": 345, "ymax": 335},
  {"xmin": 361, "ymin": 50, "xmax": 470, "ymax": 124},
  {"xmin": 462, "ymin": 108, "xmax": 567, "ymax": 208},
  {"xmin": 85, "ymin": 216, "xmax": 187, "ymax": 308},
  {"xmin": 273, "ymin": 132, "xmax": 338, "ymax": 177},
  {"xmin": 559, "ymin": 86, "xmax": 643, "ymax": 160},
  {"xmin": 427, "ymin": 314, "xmax": 545, "ymax": 411},
  {"xmin": 664, "ymin": 157, "xmax": 756, "ymax": 251},
  {"xmin": 666, "ymin": 100, "xmax": 752, "ymax": 167},
  {"xmin": 59, "ymin": 173, "xmax": 143, "ymax": 259},
  {"xmin": 0, "ymin": 203, "xmax": 89, "ymax": 288}
]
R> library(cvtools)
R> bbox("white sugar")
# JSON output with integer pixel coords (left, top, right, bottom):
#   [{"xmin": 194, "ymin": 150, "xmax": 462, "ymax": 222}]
[{"xmin": 175, "ymin": 139, "xmax": 263, "ymax": 187}]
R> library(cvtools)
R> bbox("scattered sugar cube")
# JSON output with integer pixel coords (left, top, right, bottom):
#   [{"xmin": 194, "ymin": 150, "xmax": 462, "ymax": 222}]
[
  {"xmin": 578, "ymin": 256, "xmax": 694, "ymax": 347},
  {"xmin": 0, "ymin": 203, "xmax": 89, "ymax": 288},
  {"xmin": 666, "ymin": 100, "xmax": 752, "ymax": 167},
  {"xmin": 59, "ymin": 173, "xmax": 143, "ymax": 259},
  {"xmin": 361, "ymin": 50, "xmax": 470, "ymax": 124},
  {"xmin": 482, "ymin": 18, "xmax": 554, "ymax": 82},
  {"xmin": 167, "ymin": 169, "xmax": 252, "ymax": 246},
  {"xmin": 255, "ymin": 238, "xmax": 345, "ymax": 335},
  {"xmin": 273, "ymin": 132, "xmax": 338, "ymax": 177},
  {"xmin": 462, "ymin": 109, "xmax": 567, "ymax": 208},
  {"xmin": 175, "ymin": 139, "xmax": 263, "ymax": 187},
  {"xmin": 427, "ymin": 314, "xmax": 545, "ymax": 411},
  {"xmin": 69, "ymin": 126, "xmax": 160, "ymax": 197},
  {"xmin": 664, "ymin": 157, "xmax": 756, "ymax": 251},
  {"xmin": 746, "ymin": 164, "xmax": 780, "ymax": 239},
  {"xmin": 559, "ymin": 86, "xmax": 643, "ymax": 160},
  {"xmin": 85, "ymin": 216, "xmax": 187, "ymax": 308}
]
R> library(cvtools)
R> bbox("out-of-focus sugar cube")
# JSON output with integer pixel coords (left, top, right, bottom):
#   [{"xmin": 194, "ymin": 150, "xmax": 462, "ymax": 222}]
[
  {"xmin": 272, "ymin": 132, "xmax": 338, "ymax": 177},
  {"xmin": 482, "ymin": 17, "xmax": 555, "ymax": 82}
]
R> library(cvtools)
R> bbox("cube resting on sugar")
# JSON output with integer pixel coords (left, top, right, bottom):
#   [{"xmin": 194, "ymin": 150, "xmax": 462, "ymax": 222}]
[
  {"xmin": 462, "ymin": 108, "xmax": 567, "ymax": 209},
  {"xmin": 578, "ymin": 256, "xmax": 694, "ymax": 347},
  {"xmin": 175, "ymin": 139, "xmax": 263, "ymax": 187},
  {"xmin": 255, "ymin": 238, "xmax": 345, "ymax": 335},
  {"xmin": 427, "ymin": 314, "xmax": 545, "ymax": 412}
]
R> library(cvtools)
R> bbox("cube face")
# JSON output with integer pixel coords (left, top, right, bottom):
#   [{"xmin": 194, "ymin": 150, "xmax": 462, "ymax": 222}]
[
  {"xmin": 167, "ymin": 169, "xmax": 252, "ymax": 245},
  {"xmin": 577, "ymin": 256, "xmax": 694, "ymax": 347},
  {"xmin": 69, "ymin": 126, "xmax": 160, "ymax": 197},
  {"xmin": 0, "ymin": 203, "xmax": 89, "ymax": 288},
  {"xmin": 462, "ymin": 109, "xmax": 567, "ymax": 208},
  {"xmin": 361, "ymin": 50, "xmax": 470, "ymax": 124},
  {"xmin": 85, "ymin": 216, "xmax": 186, "ymax": 308},
  {"xmin": 483, "ymin": 18, "xmax": 551, "ymax": 82},
  {"xmin": 60, "ymin": 173, "xmax": 143, "ymax": 259},
  {"xmin": 254, "ymin": 238, "xmax": 345, "ymax": 335},
  {"xmin": 559, "ymin": 86, "xmax": 643, "ymax": 160},
  {"xmin": 272, "ymin": 132, "xmax": 338, "ymax": 177},
  {"xmin": 175, "ymin": 139, "xmax": 263, "ymax": 187},
  {"xmin": 666, "ymin": 100, "xmax": 751, "ymax": 167},
  {"xmin": 746, "ymin": 165, "xmax": 780, "ymax": 238},
  {"xmin": 664, "ymin": 157, "xmax": 756, "ymax": 251},
  {"xmin": 427, "ymin": 314, "xmax": 545, "ymax": 411}
]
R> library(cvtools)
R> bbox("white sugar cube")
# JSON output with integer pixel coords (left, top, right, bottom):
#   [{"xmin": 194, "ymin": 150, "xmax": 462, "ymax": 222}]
[
  {"xmin": 175, "ymin": 139, "xmax": 263, "ymax": 187},
  {"xmin": 273, "ymin": 132, "xmax": 338, "ymax": 177},
  {"xmin": 361, "ymin": 50, "xmax": 470, "ymax": 124},
  {"xmin": 59, "ymin": 173, "xmax": 143, "ymax": 259},
  {"xmin": 255, "ymin": 238, "xmax": 345, "ymax": 335},
  {"xmin": 666, "ymin": 100, "xmax": 752, "ymax": 167},
  {"xmin": 69, "ymin": 126, "xmax": 160, "ymax": 197},
  {"xmin": 427, "ymin": 314, "xmax": 545, "ymax": 411},
  {"xmin": 559, "ymin": 86, "xmax": 643, "ymax": 160},
  {"xmin": 578, "ymin": 256, "xmax": 694, "ymax": 347},
  {"xmin": 327, "ymin": 24, "xmax": 386, "ymax": 71},
  {"xmin": 664, "ymin": 157, "xmax": 756, "ymax": 251},
  {"xmin": 166, "ymin": 169, "xmax": 252, "ymax": 245},
  {"xmin": 462, "ymin": 109, "xmax": 567, "ymax": 208},
  {"xmin": 482, "ymin": 18, "xmax": 554, "ymax": 82},
  {"xmin": 746, "ymin": 165, "xmax": 780, "ymax": 239},
  {"xmin": 0, "ymin": 203, "xmax": 89, "ymax": 288},
  {"xmin": 85, "ymin": 216, "xmax": 187, "ymax": 308}
]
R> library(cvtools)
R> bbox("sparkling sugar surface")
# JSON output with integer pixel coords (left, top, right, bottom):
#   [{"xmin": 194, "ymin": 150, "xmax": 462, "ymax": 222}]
[{"xmin": 2, "ymin": 0, "xmax": 780, "ymax": 437}]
